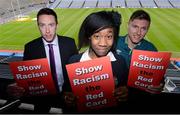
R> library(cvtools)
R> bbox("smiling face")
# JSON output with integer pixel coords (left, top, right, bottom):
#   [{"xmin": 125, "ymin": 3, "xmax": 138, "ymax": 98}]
[
  {"xmin": 38, "ymin": 14, "xmax": 57, "ymax": 42},
  {"xmin": 89, "ymin": 28, "xmax": 114, "ymax": 59},
  {"xmin": 127, "ymin": 19, "xmax": 150, "ymax": 48}
]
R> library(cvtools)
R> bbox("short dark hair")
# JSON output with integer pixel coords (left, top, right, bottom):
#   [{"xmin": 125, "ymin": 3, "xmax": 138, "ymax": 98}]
[
  {"xmin": 78, "ymin": 10, "xmax": 121, "ymax": 51},
  {"xmin": 129, "ymin": 9, "xmax": 151, "ymax": 24},
  {"xmin": 37, "ymin": 8, "xmax": 58, "ymax": 24}
]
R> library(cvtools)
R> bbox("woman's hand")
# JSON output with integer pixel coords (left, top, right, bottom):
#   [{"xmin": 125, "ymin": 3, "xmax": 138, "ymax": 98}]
[
  {"xmin": 63, "ymin": 92, "xmax": 77, "ymax": 107},
  {"xmin": 113, "ymin": 86, "xmax": 128, "ymax": 103}
]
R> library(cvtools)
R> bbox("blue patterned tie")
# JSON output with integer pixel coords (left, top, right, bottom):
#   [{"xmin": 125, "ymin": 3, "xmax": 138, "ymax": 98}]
[{"xmin": 48, "ymin": 44, "xmax": 59, "ymax": 92}]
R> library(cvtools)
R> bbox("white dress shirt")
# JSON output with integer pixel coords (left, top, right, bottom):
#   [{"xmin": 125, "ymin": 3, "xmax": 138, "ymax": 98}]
[
  {"xmin": 42, "ymin": 35, "xmax": 64, "ymax": 92},
  {"xmin": 80, "ymin": 48, "xmax": 116, "ymax": 62}
]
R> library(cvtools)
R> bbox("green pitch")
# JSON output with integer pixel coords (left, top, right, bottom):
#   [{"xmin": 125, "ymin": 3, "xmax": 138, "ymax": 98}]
[{"xmin": 0, "ymin": 8, "xmax": 180, "ymax": 57}]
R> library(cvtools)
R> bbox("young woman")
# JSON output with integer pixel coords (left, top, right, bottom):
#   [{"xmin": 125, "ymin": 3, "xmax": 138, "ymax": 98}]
[{"xmin": 64, "ymin": 10, "xmax": 128, "ymax": 113}]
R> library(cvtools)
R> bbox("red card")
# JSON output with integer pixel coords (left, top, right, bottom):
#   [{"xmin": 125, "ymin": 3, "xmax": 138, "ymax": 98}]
[
  {"xmin": 128, "ymin": 50, "xmax": 171, "ymax": 93},
  {"xmin": 9, "ymin": 58, "xmax": 57, "ymax": 96},
  {"xmin": 66, "ymin": 56, "xmax": 116, "ymax": 112}
]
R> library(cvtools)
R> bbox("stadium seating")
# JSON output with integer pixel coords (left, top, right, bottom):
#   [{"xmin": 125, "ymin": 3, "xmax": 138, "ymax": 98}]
[
  {"xmin": 97, "ymin": 0, "xmax": 111, "ymax": 8},
  {"xmin": 154, "ymin": 0, "xmax": 173, "ymax": 8},
  {"xmin": 0, "ymin": 52, "xmax": 23, "ymax": 79},
  {"xmin": 140, "ymin": 0, "xmax": 157, "ymax": 8},
  {"xmin": 1, "ymin": 0, "xmax": 178, "ymax": 18},
  {"xmin": 69, "ymin": 0, "xmax": 85, "ymax": 8},
  {"xmin": 169, "ymin": 0, "xmax": 180, "ymax": 8},
  {"xmin": 48, "ymin": 0, "xmax": 178, "ymax": 9},
  {"xmin": 112, "ymin": 0, "xmax": 126, "ymax": 8},
  {"xmin": 83, "ymin": 0, "xmax": 98, "ymax": 8},
  {"xmin": 126, "ymin": 0, "xmax": 142, "ymax": 8},
  {"xmin": 0, "ymin": 0, "xmax": 47, "ymax": 24},
  {"xmin": 57, "ymin": 0, "xmax": 72, "ymax": 8}
]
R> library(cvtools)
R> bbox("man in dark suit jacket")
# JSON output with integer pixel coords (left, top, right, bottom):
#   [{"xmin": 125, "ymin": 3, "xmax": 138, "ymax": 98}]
[
  {"xmin": 7, "ymin": 8, "xmax": 78, "ymax": 113},
  {"xmin": 23, "ymin": 35, "xmax": 78, "ymax": 92}
]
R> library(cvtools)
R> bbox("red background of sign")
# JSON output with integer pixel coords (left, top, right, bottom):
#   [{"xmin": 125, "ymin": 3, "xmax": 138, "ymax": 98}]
[
  {"xmin": 128, "ymin": 50, "xmax": 171, "ymax": 92},
  {"xmin": 66, "ymin": 56, "xmax": 116, "ymax": 112},
  {"xmin": 9, "ymin": 58, "xmax": 56, "ymax": 96}
]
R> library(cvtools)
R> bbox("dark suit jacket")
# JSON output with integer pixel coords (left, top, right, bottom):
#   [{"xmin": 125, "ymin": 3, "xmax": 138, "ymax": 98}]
[
  {"xmin": 23, "ymin": 35, "xmax": 78, "ymax": 92},
  {"xmin": 21, "ymin": 35, "xmax": 78, "ymax": 112}
]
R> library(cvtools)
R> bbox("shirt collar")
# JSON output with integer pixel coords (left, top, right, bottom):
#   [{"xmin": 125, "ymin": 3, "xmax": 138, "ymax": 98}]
[
  {"xmin": 42, "ymin": 35, "xmax": 58, "ymax": 46},
  {"xmin": 80, "ymin": 48, "xmax": 116, "ymax": 62}
]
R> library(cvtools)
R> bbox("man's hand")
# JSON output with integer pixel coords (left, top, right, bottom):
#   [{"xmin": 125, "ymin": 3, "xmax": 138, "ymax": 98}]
[
  {"xmin": 6, "ymin": 83, "xmax": 25, "ymax": 99},
  {"xmin": 113, "ymin": 86, "xmax": 128, "ymax": 103},
  {"xmin": 147, "ymin": 83, "xmax": 164, "ymax": 94},
  {"xmin": 63, "ymin": 92, "xmax": 77, "ymax": 107}
]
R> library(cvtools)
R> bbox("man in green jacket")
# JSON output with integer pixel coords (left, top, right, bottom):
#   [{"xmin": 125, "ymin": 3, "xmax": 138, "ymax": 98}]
[
  {"xmin": 116, "ymin": 9, "xmax": 157, "ymax": 68},
  {"xmin": 116, "ymin": 11, "xmax": 164, "ymax": 113}
]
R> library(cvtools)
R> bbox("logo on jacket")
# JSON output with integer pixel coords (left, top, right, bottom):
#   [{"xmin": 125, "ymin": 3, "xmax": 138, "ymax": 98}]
[{"xmin": 116, "ymin": 49, "xmax": 122, "ymax": 55}]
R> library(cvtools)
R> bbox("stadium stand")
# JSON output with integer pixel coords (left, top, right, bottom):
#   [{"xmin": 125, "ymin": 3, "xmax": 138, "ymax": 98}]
[
  {"xmin": 83, "ymin": 0, "xmax": 98, "ymax": 8},
  {"xmin": 57, "ymin": 0, "xmax": 72, "ymax": 8},
  {"xmin": 47, "ymin": 0, "xmax": 180, "ymax": 9},
  {"xmin": 0, "ymin": 0, "xmax": 47, "ymax": 24},
  {"xmin": 112, "ymin": 0, "xmax": 126, "ymax": 8},
  {"xmin": 0, "ymin": 0, "xmax": 179, "ymax": 14},
  {"xmin": 0, "ymin": 52, "xmax": 23, "ymax": 79},
  {"xmin": 0, "ymin": 52, "xmax": 22, "ymax": 111},
  {"xmin": 0, "ymin": 54, "xmax": 22, "ymax": 63},
  {"xmin": 97, "ymin": 0, "xmax": 112, "ymax": 8},
  {"xmin": 126, "ymin": 0, "xmax": 142, "ymax": 8},
  {"xmin": 154, "ymin": 0, "xmax": 173, "ymax": 8},
  {"xmin": 163, "ymin": 59, "xmax": 180, "ymax": 94},
  {"xmin": 29, "ymin": 0, "xmax": 180, "ymax": 10},
  {"xmin": 0, "ymin": 63, "xmax": 13, "ymax": 80},
  {"xmin": 69, "ymin": 0, "xmax": 85, "ymax": 8},
  {"xmin": 49, "ymin": 0, "xmax": 62, "ymax": 8},
  {"xmin": 140, "ymin": 0, "xmax": 157, "ymax": 8},
  {"xmin": 169, "ymin": 0, "xmax": 180, "ymax": 8}
]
